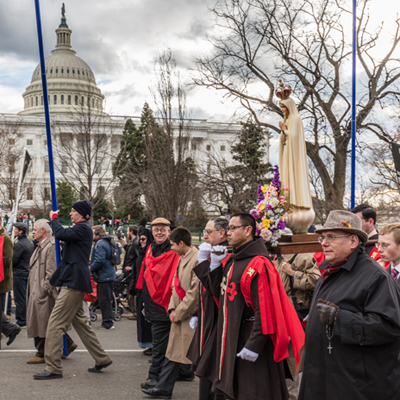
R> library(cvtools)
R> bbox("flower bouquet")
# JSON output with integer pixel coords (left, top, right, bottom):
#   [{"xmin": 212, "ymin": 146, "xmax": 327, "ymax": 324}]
[{"xmin": 250, "ymin": 165, "xmax": 289, "ymax": 247}]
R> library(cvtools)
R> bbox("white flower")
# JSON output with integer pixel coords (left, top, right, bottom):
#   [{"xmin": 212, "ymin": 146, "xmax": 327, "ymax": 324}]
[
  {"xmin": 270, "ymin": 198, "xmax": 280, "ymax": 207},
  {"xmin": 260, "ymin": 228, "xmax": 272, "ymax": 242}
]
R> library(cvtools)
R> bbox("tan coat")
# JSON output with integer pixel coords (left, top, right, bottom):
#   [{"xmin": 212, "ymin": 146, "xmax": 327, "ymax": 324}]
[
  {"xmin": 165, "ymin": 246, "xmax": 199, "ymax": 364},
  {"xmin": 275, "ymin": 253, "xmax": 320, "ymax": 308},
  {"xmin": 26, "ymin": 236, "xmax": 58, "ymax": 338}
]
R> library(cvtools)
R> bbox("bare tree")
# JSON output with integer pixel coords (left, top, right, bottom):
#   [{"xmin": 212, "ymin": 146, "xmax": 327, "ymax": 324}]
[
  {"xmin": 115, "ymin": 50, "xmax": 200, "ymax": 223},
  {"xmin": 0, "ymin": 117, "xmax": 28, "ymax": 210},
  {"xmin": 52, "ymin": 92, "xmax": 120, "ymax": 216},
  {"xmin": 192, "ymin": 0, "xmax": 400, "ymax": 214}
]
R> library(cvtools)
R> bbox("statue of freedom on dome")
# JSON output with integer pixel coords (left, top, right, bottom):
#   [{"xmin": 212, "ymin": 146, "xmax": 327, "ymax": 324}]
[{"xmin": 61, "ymin": 3, "xmax": 65, "ymax": 17}]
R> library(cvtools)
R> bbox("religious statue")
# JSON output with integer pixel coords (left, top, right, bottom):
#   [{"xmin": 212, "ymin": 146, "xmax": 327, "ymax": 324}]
[
  {"xmin": 276, "ymin": 81, "xmax": 315, "ymax": 234},
  {"xmin": 61, "ymin": 3, "xmax": 65, "ymax": 17}
]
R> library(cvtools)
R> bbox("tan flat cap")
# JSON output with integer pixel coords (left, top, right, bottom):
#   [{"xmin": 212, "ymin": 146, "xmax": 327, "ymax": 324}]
[{"xmin": 150, "ymin": 218, "xmax": 171, "ymax": 227}]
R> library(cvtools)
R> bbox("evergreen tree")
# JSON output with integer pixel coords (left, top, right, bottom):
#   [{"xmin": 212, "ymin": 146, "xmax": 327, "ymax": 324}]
[{"xmin": 56, "ymin": 180, "xmax": 79, "ymax": 218}]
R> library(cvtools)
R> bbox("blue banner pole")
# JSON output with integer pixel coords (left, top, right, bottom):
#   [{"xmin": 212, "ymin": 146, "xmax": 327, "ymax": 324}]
[
  {"xmin": 33, "ymin": 0, "xmax": 68, "ymax": 357},
  {"xmin": 350, "ymin": 0, "xmax": 357, "ymax": 209}
]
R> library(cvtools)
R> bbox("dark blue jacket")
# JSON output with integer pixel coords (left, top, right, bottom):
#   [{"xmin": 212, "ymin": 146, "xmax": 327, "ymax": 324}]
[
  {"xmin": 90, "ymin": 236, "xmax": 116, "ymax": 283},
  {"xmin": 49, "ymin": 219, "xmax": 93, "ymax": 293}
]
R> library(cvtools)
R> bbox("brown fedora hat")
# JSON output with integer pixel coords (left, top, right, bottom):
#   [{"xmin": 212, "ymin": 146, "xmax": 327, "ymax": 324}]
[{"xmin": 315, "ymin": 210, "xmax": 368, "ymax": 243}]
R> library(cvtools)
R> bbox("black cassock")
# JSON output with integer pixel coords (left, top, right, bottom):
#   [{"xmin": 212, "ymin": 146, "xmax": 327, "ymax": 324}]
[
  {"xmin": 209, "ymin": 239, "xmax": 288, "ymax": 400},
  {"xmin": 299, "ymin": 245, "xmax": 400, "ymax": 400}
]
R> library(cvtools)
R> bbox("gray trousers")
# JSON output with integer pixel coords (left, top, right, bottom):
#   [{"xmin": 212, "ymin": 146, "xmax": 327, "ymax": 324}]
[{"xmin": 44, "ymin": 286, "xmax": 111, "ymax": 374}]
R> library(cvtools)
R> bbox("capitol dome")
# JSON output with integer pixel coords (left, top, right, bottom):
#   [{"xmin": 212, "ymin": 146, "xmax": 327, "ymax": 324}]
[{"xmin": 20, "ymin": 14, "xmax": 105, "ymax": 115}]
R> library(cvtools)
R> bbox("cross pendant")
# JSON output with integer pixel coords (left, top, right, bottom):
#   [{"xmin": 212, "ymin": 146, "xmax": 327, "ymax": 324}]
[{"xmin": 327, "ymin": 342, "xmax": 333, "ymax": 354}]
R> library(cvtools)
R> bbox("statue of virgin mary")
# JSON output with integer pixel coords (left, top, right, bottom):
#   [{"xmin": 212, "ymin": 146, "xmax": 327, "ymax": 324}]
[{"xmin": 277, "ymin": 82, "xmax": 315, "ymax": 233}]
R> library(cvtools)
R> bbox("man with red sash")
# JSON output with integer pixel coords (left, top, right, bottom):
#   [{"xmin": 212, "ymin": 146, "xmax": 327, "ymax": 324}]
[
  {"xmin": 143, "ymin": 227, "xmax": 199, "ymax": 399},
  {"xmin": 139, "ymin": 218, "xmax": 186, "ymax": 391},
  {"xmin": 187, "ymin": 217, "xmax": 229, "ymax": 400},
  {"xmin": 209, "ymin": 213, "xmax": 304, "ymax": 400}
]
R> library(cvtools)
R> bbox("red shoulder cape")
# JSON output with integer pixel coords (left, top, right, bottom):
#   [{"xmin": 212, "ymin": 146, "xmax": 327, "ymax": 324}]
[
  {"xmin": 241, "ymin": 256, "xmax": 305, "ymax": 367},
  {"xmin": 141, "ymin": 247, "xmax": 181, "ymax": 312},
  {"xmin": 0, "ymin": 236, "xmax": 4, "ymax": 282}
]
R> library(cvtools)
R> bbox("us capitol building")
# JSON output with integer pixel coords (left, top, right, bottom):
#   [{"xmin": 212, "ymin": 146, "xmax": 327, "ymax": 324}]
[{"xmin": 0, "ymin": 13, "xmax": 269, "ymax": 212}]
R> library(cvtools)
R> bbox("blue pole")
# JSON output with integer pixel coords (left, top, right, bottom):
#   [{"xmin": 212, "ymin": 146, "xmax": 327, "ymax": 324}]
[
  {"xmin": 350, "ymin": 0, "xmax": 357, "ymax": 209},
  {"xmin": 33, "ymin": 0, "xmax": 68, "ymax": 357}
]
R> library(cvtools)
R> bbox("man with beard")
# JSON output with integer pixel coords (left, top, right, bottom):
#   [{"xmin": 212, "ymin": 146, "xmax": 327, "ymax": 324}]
[
  {"xmin": 299, "ymin": 211, "xmax": 400, "ymax": 400},
  {"xmin": 139, "ymin": 218, "xmax": 191, "ymax": 390},
  {"xmin": 209, "ymin": 213, "xmax": 304, "ymax": 400},
  {"xmin": 187, "ymin": 217, "xmax": 229, "ymax": 400}
]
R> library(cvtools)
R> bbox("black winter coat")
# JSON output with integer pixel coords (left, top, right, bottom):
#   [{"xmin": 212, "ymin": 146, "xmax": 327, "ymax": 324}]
[
  {"xmin": 299, "ymin": 245, "xmax": 400, "ymax": 400},
  {"xmin": 12, "ymin": 234, "xmax": 34, "ymax": 277},
  {"xmin": 49, "ymin": 219, "xmax": 93, "ymax": 293}
]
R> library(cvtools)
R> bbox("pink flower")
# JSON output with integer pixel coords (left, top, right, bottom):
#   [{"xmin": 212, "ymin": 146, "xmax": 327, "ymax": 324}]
[{"xmin": 283, "ymin": 185, "xmax": 288, "ymax": 191}]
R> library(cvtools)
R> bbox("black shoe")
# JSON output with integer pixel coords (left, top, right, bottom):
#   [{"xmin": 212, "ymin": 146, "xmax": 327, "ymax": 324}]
[
  {"xmin": 141, "ymin": 378, "xmax": 158, "ymax": 389},
  {"xmin": 88, "ymin": 360, "xmax": 113, "ymax": 373},
  {"xmin": 33, "ymin": 370, "xmax": 62, "ymax": 380},
  {"xmin": 143, "ymin": 348, "xmax": 153, "ymax": 356},
  {"xmin": 177, "ymin": 372, "xmax": 195, "ymax": 382},
  {"xmin": 142, "ymin": 388, "xmax": 172, "ymax": 399},
  {"xmin": 7, "ymin": 326, "xmax": 21, "ymax": 346}
]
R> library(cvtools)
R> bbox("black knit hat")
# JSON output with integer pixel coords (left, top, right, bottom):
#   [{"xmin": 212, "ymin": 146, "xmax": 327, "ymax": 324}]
[{"xmin": 72, "ymin": 200, "xmax": 92, "ymax": 220}]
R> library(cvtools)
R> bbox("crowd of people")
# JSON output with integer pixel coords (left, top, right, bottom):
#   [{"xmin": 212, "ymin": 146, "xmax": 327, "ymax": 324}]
[{"xmin": 2, "ymin": 200, "xmax": 400, "ymax": 399}]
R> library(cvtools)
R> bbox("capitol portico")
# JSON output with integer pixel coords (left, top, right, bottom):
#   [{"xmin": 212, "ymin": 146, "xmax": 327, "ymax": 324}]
[{"xmin": 0, "ymin": 12, "xmax": 269, "ymax": 214}]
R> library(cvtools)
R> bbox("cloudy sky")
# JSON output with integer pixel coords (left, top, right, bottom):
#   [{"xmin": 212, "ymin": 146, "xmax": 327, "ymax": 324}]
[
  {"xmin": 0, "ymin": 0, "xmax": 240, "ymax": 120},
  {"xmin": 1, "ymin": 0, "xmax": 400, "ymax": 169}
]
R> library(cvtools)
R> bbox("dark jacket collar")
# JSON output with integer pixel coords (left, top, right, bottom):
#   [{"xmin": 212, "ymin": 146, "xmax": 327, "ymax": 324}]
[{"xmin": 319, "ymin": 245, "xmax": 365, "ymax": 272}]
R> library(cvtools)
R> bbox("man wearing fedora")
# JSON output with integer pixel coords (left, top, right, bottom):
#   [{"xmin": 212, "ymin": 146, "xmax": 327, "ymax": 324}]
[
  {"xmin": 299, "ymin": 210, "xmax": 400, "ymax": 400},
  {"xmin": 33, "ymin": 200, "xmax": 112, "ymax": 380}
]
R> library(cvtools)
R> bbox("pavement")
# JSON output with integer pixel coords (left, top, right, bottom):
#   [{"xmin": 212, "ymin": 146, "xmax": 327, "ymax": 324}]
[{"xmin": 0, "ymin": 313, "xmax": 199, "ymax": 400}]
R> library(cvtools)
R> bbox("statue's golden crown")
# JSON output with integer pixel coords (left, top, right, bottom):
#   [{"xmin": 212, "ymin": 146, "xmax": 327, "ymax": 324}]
[{"xmin": 275, "ymin": 81, "xmax": 292, "ymax": 100}]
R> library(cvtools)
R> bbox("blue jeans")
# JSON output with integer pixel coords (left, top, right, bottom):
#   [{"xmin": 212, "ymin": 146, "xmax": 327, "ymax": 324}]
[{"xmin": 13, "ymin": 275, "xmax": 28, "ymax": 326}]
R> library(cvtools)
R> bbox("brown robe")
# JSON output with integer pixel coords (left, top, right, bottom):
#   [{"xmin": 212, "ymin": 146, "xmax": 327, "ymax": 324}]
[
  {"xmin": 26, "ymin": 236, "xmax": 58, "ymax": 339},
  {"xmin": 187, "ymin": 258, "xmax": 219, "ymax": 380},
  {"xmin": 209, "ymin": 238, "xmax": 288, "ymax": 400}
]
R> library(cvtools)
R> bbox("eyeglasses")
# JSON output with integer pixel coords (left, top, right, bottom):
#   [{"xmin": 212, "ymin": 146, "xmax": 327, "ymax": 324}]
[
  {"xmin": 318, "ymin": 234, "xmax": 350, "ymax": 244},
  {"xmin": 203, "ymin": 229, "xmax": 217, "ymax": 235},
  {"xmin": 152, "ymin": 228, "xmax": 168, "ymax": 233},
  {"xmin": 228, "ymin": 225, "xmax": 248, "ymax": 232},
  {"xmin": 376, "ymin": 243, "xmax": 392, "ymax": 249},
  {"xmin": 139, "ymin": 238, "xmax": 147, "ymax": 242}
]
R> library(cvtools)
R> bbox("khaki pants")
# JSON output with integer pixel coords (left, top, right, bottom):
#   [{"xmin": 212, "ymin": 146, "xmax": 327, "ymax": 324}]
[
  {"xmin": 45, "ymin": 286, "xmax": 111, "ymax": 374},
  {"xmin": 286, "ymin": 372, "xmax": 302, "ymax": 400}
]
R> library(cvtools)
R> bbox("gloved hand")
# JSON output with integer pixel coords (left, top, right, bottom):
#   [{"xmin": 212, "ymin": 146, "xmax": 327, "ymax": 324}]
[
  {"xmin": 317, "ymin": 298, "xmax": 339, "ymax": 326},
  {"xmin": 198, "ymin": 242, "xmax": 212, "ymax": 264},
  {"xmin": 189, "ymin": 316, "xmax": 198, "ymax": 330},
  {"xmin": 236, "ymin": 347, "xmax": 259, "ymax": 362},
  {"xmin": 210, "ymin": 245, "xmax": 228, "ymax": 271}
]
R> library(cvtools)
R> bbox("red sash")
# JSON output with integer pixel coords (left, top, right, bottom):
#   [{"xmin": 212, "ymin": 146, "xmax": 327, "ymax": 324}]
[
  {"xmin": 174, "ymin": 271, "xmax": 186, "ymax": 301},
  {"xmin": 141, "ymin": 247, "xmax": 181, "ymax": 312},
  {"xmin": 241, "ymin": 256, "xmax": 305, "ymax": 368},
  {"xmin": 0, "ymin": 236, "xmax": 4, "ymax": 283}
]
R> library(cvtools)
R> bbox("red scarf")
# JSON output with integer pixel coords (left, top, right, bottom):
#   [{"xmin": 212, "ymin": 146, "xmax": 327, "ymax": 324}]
[
  {"xmin": 174, "ymin": 271, "xmax": 186, "ymax": 301},
  {"xmin": 241, "ymin": 256, "xmax": 305, "ymax": 368},
  {"xmin": 0, "ymin": 236, "xmax": 4, "ymax": 283},
  {"xmin": 138, "ymin": 246, "xmax": 180, "ymax": 312},
  {"xmin": 321, "ymin": 258, "xmax": 348, "ymax": 282}
]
